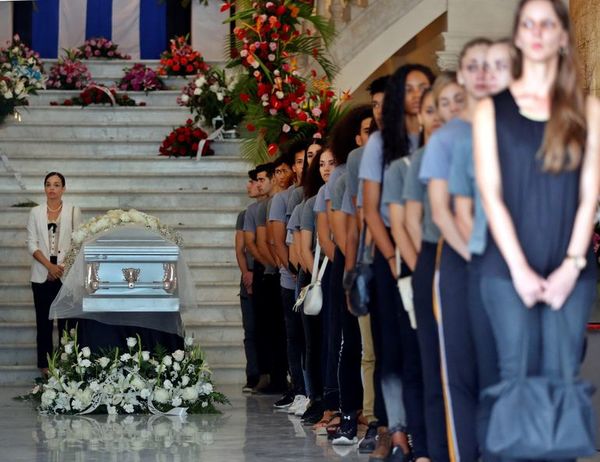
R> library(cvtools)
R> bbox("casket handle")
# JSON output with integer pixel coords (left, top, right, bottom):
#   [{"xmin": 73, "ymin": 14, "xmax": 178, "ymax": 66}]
[
  {"xmin": 162, "ymin": 263, "xmax": 177, "ymax": 294},
  {"xmin": 122, "ymin": 268, "xmax": 141, "ymax": 289}
]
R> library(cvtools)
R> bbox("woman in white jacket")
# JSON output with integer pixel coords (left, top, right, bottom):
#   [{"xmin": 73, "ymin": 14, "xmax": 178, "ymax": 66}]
[{"xmin": 27, "ymin": 172, "xmax": 81, "ymax": 375}]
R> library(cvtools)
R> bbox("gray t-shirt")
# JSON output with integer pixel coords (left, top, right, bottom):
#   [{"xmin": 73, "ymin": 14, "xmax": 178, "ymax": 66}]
[
  {"xmin": 324, "ymin": 164, "xmax": 346, "ymax": 202},
  {"xmin": 332, "ymin": 173, "xmax": 347, "ymax": 211},
  {"xmin": 268, "ymin": 187, "xmax": 295, "ymax": 289},
  {"xmin": 301, "ymin": 196, "xmax": 318, "ymax": 232},
  {"xmin": 286, "ymin": 186, "xmax": 304, "ymax": 218},
  {"xmin": 236, "ymin": 210, "xmax": 254, "ymax": 271},
  {"xmin": 256, "ymin": 199, "xmax": 276, "ymax": 274},
  {"xmin": 358, "ymin": 132, "xmax": 391, "ymax": 226},
  {"xmin": 341, "ymin": 186, "xmax": 355, "ymax": 216},
  {"xmin": 243, "ymin": 201, "xmax": 260, "ymax": 233},
  {"xmin": 403, "ymin": 147, "xmax": 440, "ymax": 244},
  {"xmin": 313, "ymin": 185, "xmax": 327, "ymax": 214},
  {"xmin": 382, "ymin": 157, "xmax": 410, "ymax": 206},
  {"xmin": 346, "ymin": 147, "xmax": 364, "ymax": 199}
]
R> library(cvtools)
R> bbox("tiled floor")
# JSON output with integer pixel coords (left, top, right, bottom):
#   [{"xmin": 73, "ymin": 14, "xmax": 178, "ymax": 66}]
[{"xmin": 0, "ymin": 385, "xmax": 598, "ymax": 461}]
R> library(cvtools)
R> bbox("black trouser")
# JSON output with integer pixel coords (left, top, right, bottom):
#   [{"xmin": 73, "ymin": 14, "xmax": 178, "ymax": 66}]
[
  {"xmin": 372, "ymin": 246, "xmax": 428, "ymax": 458},
  {"xmin": 261, "ymin": 272, "xmax": 288, "ymax": 388},
  {"xmin": 323, "ymin": 251, "xmax": 342, "ymax": 411},
  {"xmin": 32, "ymin": 280, "xmax": 67, "ymax": 369},
  {"xmin": 335, "ymin": 247, "xmax": 363, "ymax": 415},
  {"xmin": 300, "ymin": 269, "xmax": 324, "ymax": 400},
  {"xmin": 240, "ymin": 280, "xmax": 259, "ymax": 385},
  {"xmin": 251, "ymin": 263, "xmax": 269, "ymax": 375},
  {"xmin": 281, "ymin": 286, "xmax": 306, "ymax": 395},
  {"xmin": 413, "ymin": 242, "xmax": 449, "ymax": 461}
]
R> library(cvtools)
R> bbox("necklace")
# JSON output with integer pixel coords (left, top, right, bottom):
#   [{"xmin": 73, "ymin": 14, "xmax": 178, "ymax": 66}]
[{"xmin": 47, "ymin": 202, "xmax": 63, "ymax": 213}]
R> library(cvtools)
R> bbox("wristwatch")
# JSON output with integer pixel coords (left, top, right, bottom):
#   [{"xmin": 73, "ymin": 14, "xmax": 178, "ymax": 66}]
[{"xmin": 566, "ymin": 254, "xmax": 587, "ymax": 271}]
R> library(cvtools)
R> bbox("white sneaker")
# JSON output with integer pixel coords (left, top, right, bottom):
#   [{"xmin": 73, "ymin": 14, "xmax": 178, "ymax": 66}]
[
  {"xmin": 287, "ymin": 395, "xmax": 307, "ymax": 414},
  {"xmin": 294, "ymin": 396, "xmax": 310, "ymax": 416}
]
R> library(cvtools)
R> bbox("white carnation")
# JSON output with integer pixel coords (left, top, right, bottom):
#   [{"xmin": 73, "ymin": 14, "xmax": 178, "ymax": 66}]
[
  {"xmin": 172, "ymin": 350, "xmax": 185, "ymax": 362},
  {"xmin": 171, "ymin": 396, "xmax": 182, "ymax": 407},
  {"xmin": 162, "ymin": 356, "xmax": 172, "ymax": 367},
  {"xmin": 120, "ymin": 353, "xmax": 131, "ymax": 362},
  {"xmin": 181, "ymin": 386, "xmax": 198, "ymax": 402},
  {"xmin": 124, "ymin": 404, "xmax": 134, "ymax": 414},
  {"xmin": 163, "ymin": 380, "xmax": 173, "ymax": 390},
  {"xmin": 153, "ymin": 388, "xmax": 170, "ymax": 404},
  {"xmin": 79, "ymin": 359, "xmax": 92, "ymax": 368},
  {"xmin": 126, "ymin": 337, "xmax": 137, "ymax": 349},
  {"xmin": 64, "ymin": 343, "xmax": 73, "ymax": 354}
]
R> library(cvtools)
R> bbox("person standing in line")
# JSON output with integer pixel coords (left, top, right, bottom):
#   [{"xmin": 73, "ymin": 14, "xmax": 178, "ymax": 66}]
[
  {"xmin": 27, "ymin": 172, "xmax": 82, "ymax": 377},
  {"xmin": 474, "ymin": 1, "xmax": 599, "ymax": 460},
  {"xmin": 448, "ymin": 38, "xmax": 513, "ymax": 460},
  {"xmin": 361, "ymin": 64, "xmax": 434, "ymax": 462},
  {"xmin": 402, "ymin": 73, "xmax": 464, "ymax": 462},
  {"xmin": 341, "ymin": 76, "xmax": 389, "ymax": 455},
  {"xmin": 235, "ymin": 169, "xmax": 263, "ymax": 393}
]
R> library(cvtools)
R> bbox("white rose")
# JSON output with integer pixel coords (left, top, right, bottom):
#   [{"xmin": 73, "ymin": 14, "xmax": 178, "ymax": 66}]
[
  {"xmin": 79, "ymin": 359, "xmax": 92, "ymax": 368},
  {"xmin": 72, "ymin": 229, "xmax": 87, "ymax": 244},
  {"xmin": 200, "ymin": 383, "xmax": 213, "ymax": 395},
  {"xmin": 163, "ymin": 380, "xmax": 173, "ymax": 390},
  {"xmin": 216, "ymin": 92, "xmax": 224, "ymax": 102},
  {"xmin": 107, "ymin": 405, "xmax": 117, "ymax": 415},
  {"xmin": 180, "ymin": 94, "xmax": 189, "ymax": 103},
  {"xmin": 119, "ymin": 213, "xmax": 131, "ymax": 223},
  {"xmin": 275, "ymin": 91, "xmax": 284, "ymax": 99},
  {"xmin": 41, "ymin": 389, "xmax": 57, "ymax": 406},
  {"xmin": 153, "ymin": 388, "xmax": 170, "ymax": 404},
  {"xmin": 181, "ymin": 386, "xmax": 198, "ymax": 402},
  {"xmin": 172, "ymin": 350, "xmax": 185, "ymax": 362},
  {"xmin": 193, "ymin": 87, "xmax": 202, "ymax": 96},
  {"xmin": 130, "ymin": 376, "xmax": 145, "ymax": 391},
  {"xmin": 184, "ymin": 337, "xmax": 193, "ymax": 347},
  {"xmin": 196, "ymin": 76, "xmax": 206, "ymax": 87},
  {"xmin": 89, "ymin": 381, "xmax": 100, "ymax": 392},
  {"xmin": 126, "ymin": 337, "xmax": 137, "ymax": 349},
  {"xmin": 172, "ymin": 362, "xmax": 181, "ymax": 372},
  {"xmin": 61, "ymin": 352, "xmax": 68, "ymax": 361},
  {"xmin": 97, "ymin": 357, "xmax": 110, "ymax": 368},
  {"xmin": 162, "ymin": 356, "xmax": 172, "ymax": 367},
  {"xmin": 181, "ymin": 376, "xmax": 190, "ymax": 387},
  {"xmin": 64, "ymin": 343, "xmax": 73, "ymax": 354},
  {"xmin": 141, "ymin": 351, "xmax": 150, "ymax": 361},
  {"xmin": 81, "ymin": 347, "xmax": 91, "ymax": 358},
  {"xmin": 140, "ymin": 388, "xmax": 151, "ymax": 399},
  {"xmin": 124, "ymin": 404, "xmax": 134, "ymax": 413},
  {"xmin": 171, "ymin": 396, "xmax": 182, "ymax": 407}
]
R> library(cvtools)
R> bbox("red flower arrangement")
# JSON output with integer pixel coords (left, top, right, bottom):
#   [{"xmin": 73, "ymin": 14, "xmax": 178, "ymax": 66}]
[
  {"xmin": 158, "ymin": 36, "xmax": 209, "ymax": 76},
  {"xmin": 119, "ymin": 63, "xmax": 165, "ymax": 92},
  {"xmin": 46, "ymin": 52, "xmax": 91, "ymax": 90},
  {"xmin": 159, "ymin": 119, "xmax": 214, "ymax": 158},
  {"xmin": 49, "ymin": 84, "xmax": 143, "ymax": 107},
  {"xmin": 77, "ymin": 37, "xmax": 130, "ymax": 59}
]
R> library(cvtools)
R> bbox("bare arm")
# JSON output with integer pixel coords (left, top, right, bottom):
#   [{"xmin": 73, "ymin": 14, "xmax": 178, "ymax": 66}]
[
  {"xmin": 244, "ymin": 231, "xmax": 267, "ymax": 266},
  {"xmin": 266, "ymin": 221, "xmax": 281, "ymax": 266},
  {"xmin": 344, "ymin": 213, "xmax": 359, "ymax": 271},
  {"xmin": 316, "ymin": 212, "xmax": 335, "ymax": 261},
  {"xmin": 389, "ymin": 203, "xmax": 417, "ymax": 271},
  {"xmin": 236, "ymin": 230, "xmax": 253, "ymax": 292},
  {"xmin": 331, "ymin": 210, "xmax": 347, "ymax": 256},
  {"xmin": 293, "ymin": 230, "xmax": 307, "ymax": 271},
  {"xmin": 256, "ymin": 225, "xmax": 277, "ymax": 266},
  {"xmin": 429, "ymin": 179, "xmax": 470, "ymax": 260},
  {"xmin": 363, "ymin": 180, "xmax": 397, "ymax": 277},
  {"xmin": 271, "ymin": 221, "xmax": 289, "ymax": 268},
  {"xmin": 454, "ymin": 196, "xmax": 474, "ymax": 244},
  {"xmin": 404, "ymin": 200, "xmax": 423, "ymax": 252},
  {"xmin": 301, "ymin": 229, "xmax": 315, "ymax": 272}
]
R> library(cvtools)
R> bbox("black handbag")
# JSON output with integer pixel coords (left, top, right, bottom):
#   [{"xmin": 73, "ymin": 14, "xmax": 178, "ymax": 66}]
[
  {"xmin": 345, "ymin": 225, "xmax": 374, "ymax": 317},
  {"xmin": 483, "ymin": 308, "xmax": 597, "ymax": 459}
]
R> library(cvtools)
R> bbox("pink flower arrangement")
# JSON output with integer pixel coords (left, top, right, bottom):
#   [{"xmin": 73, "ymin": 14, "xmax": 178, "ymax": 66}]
[
  {"xmin": 118, "ymin": 63, "xmax": 165, "ymax": 92},
  {"xmin": 77, "ymin": 37, "xmax": 130, "ymax": 60},
  {"xmin": 46, "ymin": 55, "xmax": 91, "ymax": 90}
]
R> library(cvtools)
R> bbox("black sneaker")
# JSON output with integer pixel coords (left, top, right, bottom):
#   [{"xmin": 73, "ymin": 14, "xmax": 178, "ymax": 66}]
[
  {"xmin": 387, "ymin": 446, "xmax": 408, "ymax": 462},
  {"xmin": 358, "ymin": 422, "xmax": 378, "ymax": 453},
  {"xmin": 331, "ymin": 414, "xmax": 358, "ymax": 445},
  {"xmin": 301, "ymin": 400, "xmax": 324, "ymax": 425},
  {"xmin": 273, "ymin": 390, "xmax": 295, "ymax": 408}
]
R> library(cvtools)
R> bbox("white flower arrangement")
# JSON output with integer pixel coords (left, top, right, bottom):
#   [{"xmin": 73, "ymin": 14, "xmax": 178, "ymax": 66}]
[
  {"xmin": 22, "ymin": 330, "xmax": 229, "ymax": 416},
  {"xmin": 63, "ymin": 208, "xmax": 183, "ymax": 274}
]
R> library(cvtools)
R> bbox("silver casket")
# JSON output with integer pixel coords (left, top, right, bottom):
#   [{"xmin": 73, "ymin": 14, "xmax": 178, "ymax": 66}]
[{"xmin": 82, "ymin": 227, "xmax": 179, "ymax": 312}]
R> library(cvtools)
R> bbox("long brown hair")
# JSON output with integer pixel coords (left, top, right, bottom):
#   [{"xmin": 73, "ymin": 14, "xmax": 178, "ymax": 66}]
[{"xmin": 513, "ymin": 0, "xmax": 586, "ymax": 173}]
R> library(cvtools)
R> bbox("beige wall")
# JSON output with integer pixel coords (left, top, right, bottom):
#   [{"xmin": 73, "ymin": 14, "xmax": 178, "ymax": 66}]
[{"xmin": 571, "ymin": 0, "xmax": 600, "ymax": 96}]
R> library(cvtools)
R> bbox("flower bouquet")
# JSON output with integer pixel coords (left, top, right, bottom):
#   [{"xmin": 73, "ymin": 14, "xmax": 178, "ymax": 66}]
[
  {"xmin": 77, "ymin": 37, "xmax": 130, "ymax": 59},
  {"xmin": 0, "ymin": 34, "xmax": 46, "ymax": 123},
  {"xmin": 46, "ymin": 50, "xmax": 91, "ymax": 90},
  {"xmin": 118, "ymin": 63, "xmax": 166, "ymax": 93},
  {"xmin": 158, "ymin": 35, "xmax": 209, "ymax": 76},
  {"xmin": 22, "ymin": 329, "xmax": 228, "ymax": 415},
  {"xmin": 177, "ymin": 66, "xmax": 242, "ymax": 129},
  {"xmin": 159, "ymin": 119, "xmax": 214, "ymax": 158},
  {"xmin": 50, "ymin": 84, "xmax": 144, "ymax": 107}
]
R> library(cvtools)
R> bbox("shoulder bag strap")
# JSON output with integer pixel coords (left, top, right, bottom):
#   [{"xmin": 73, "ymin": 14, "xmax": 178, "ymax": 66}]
[
  {"xmin": 316, "ymin": 256, "xmax": 329, "ymax": 282},
  {"xmin": 311, "ymin": 238, "xmax": 321, "ymax": 283}
]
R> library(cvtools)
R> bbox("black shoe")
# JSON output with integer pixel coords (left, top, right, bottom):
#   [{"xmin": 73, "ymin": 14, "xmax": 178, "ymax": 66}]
[
  {"xmin": 358, "ymin": 422, "xmax": 378, "ymax": 453},
  {"xmin": 331, "ymin": 414, "xmax": 358, "ymax": 445},
  {"xmin": 255, "ymin": 383, "xmax": 287, "ymax": 395},
  {"xmin": 388, "ymin": 446, "xmax": 409, "ymax": 462},
  {"xmin": 301, "ymin": 400, "xmax": 324, "ymax": 425},
  {"xmin": 273, "ymin": 389, "xmax": 295, "ymax": 408}
]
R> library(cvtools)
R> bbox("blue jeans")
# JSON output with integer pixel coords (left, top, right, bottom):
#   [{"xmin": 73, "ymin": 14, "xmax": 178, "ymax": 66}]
[
  {"xmin": 480, "ymin": 276, "xmax": 597, "ymax": 462},
  {"xmin": 240, "ymin": 281, "xmax": 259, "ymax": 384}
]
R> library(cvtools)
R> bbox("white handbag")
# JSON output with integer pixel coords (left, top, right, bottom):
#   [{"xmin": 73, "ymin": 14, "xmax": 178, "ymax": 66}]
[
  {"xmin": 396, "ymin": 247, "xmax": 417, "ymax": 329},
  {"xmin": 294, "ymin": 239, "xmax": 329, "ymax": 316}
]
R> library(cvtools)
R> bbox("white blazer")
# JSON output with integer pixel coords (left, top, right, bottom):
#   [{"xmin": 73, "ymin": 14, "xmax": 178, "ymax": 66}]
[{"xmin": 27, "ymin": 202, "xmax": 82, "ymax": 283}]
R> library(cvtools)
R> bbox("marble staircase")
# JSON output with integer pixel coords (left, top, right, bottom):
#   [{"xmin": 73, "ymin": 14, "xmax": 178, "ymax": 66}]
[{"xmin": 0, "ymin": 60, "xmax": 251, "ymax": 386}]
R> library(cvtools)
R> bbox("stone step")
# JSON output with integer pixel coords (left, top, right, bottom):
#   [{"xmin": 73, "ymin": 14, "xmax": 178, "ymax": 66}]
[
  {"xmin": 0, "ymin": 363, "xmax": 245, "ymax": 385},
  {"xmin": 28, "ymin": 90, "xmax": 182, "ymax": 107},
  {"xmin": 11, "ymin": 106, "xmax": 191, "ymax": 124},
  {"xmin": 0, "ymin": 320, "xmax": 242, "ymax": 344},
  {"xmin": 0, "ymin": 206, "xmax": 243, "ymax": 226},
  {"xmin": 0, "ymin": 300, "xmax": 243, "ymax": 323},
  {"xmin": 0, "ymin": 341, "xmax": 244, "ymax": 367},
  {"xmin": 0, "ymin": 224, "xmax": 236, "ymax": 246},
  {"xmin": 0, "ymin": 171, "xmax": 248, "ymax": 192},
  {"xmin": 0, "ymin": 189, "xmax": 250, "ymax": 209},
  {"xmin": 1, "ymin": 153, "xmax": 248, "ymax": 172},
  {"xmin": 0, "ymin": 139, "xmax": 242, "ymax": 157},
  {"xmin": 0, "ymin": 243, "xmax": 236, "ymax": 264},
  {"xmin": 0, "ymin": 281, "xmax": 240, "ymax": 304}
]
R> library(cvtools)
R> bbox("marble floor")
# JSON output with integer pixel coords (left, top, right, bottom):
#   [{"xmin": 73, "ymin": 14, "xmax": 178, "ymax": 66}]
[{"xmin": 0, "ymin": 385, "xmax": 599, "ymax": 462}]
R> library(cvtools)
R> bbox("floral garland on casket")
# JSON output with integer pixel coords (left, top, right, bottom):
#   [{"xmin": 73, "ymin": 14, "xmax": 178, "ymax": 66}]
[{"xmin": 24, "ymin": 329, "xmax": 228, "ymax": 415}]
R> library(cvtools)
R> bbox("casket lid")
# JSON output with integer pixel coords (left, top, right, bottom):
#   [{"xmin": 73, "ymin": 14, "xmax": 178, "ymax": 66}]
[{"xmin": 84, "ymin": 226, "xmax": 179, "ymax": 256}]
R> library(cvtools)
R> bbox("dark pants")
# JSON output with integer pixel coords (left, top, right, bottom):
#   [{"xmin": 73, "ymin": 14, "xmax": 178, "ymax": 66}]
[
  {"xmin": 438, "ymin": 243, "xmax": 478, "ymax": 461},
  {"xmin": 413, "ymin": 242, "xmax": 449, "ymax": 462},
  {"xmin": 323, "ymin": 253, "xmax": 341, "ymax": 411},
  {"xmin": 301, "ymin": 268, "xmax": 325, "ymax": 400},
  {"xmin": 368, "ymin": 283, "xmax": 387, "ymax": 426},
  {"xmin": 468, "ymin": 257, "xmax": 500, "ymax": 462},
  {"xmin": 334, "ymin": 247, "xmax": 363, "ymax": 414},
  {"xmin": 263, "ymin": 273, "xmax": 288, "ymax": 388},
  {"xmin": 240, "ymin": 280, "xmax": 259, "ymax": 385},
  {"xmin": 31, "ymin": 280, "xmax": 67, "ymax": 369},
  {"xmin": 251, "ymin": 263, "xmax": 269, "ymax": 375},
  {"xmin": 480, "ymin": 276, "xmax": 596, "ymax": 462},
  {"xmin": 372, "ymin": 247, "xmax": 428, "ymax": 458},
  {"xmin": 281, "ymin": 286, "xmax": 306, "ymax": 395}
]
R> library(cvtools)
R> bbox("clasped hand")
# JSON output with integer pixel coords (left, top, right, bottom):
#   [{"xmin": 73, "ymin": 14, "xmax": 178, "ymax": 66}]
[
  {"xmin": 47, "ymin": 263, "xmax": 64, "ymax": 281},
  {"xmin": 512, "ymin": 261, "xmax": 579, "ymax": 310}
]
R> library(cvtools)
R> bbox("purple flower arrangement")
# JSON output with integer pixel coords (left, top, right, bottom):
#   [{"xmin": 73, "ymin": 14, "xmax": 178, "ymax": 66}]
[
  {"xmin": 118, "ymin": 64, "xmax": 165, "ymax": 92},
  {"xmin": 77, "ymin": 37, "xmax": 130, "ymax": 60}
]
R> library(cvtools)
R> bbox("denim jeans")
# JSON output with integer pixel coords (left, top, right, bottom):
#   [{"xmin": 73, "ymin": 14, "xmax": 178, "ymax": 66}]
[
  {"xmin": 281, "ymin": 287, "xmax": 306, "ymax": 395},
  {"xmin": 323, "ymin": 251, "xmax": 342, "ymax": 411},
  {"xmin": 480, "ymin": 276, "xmax": 597, "ymax": 462},
  {"xmin": 372, "ymin": 247, "xmax": 428, "ymax": 458},
  {"xmin": 240, "ymin": 281, "xmax": 259, "ymax": 384}
]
